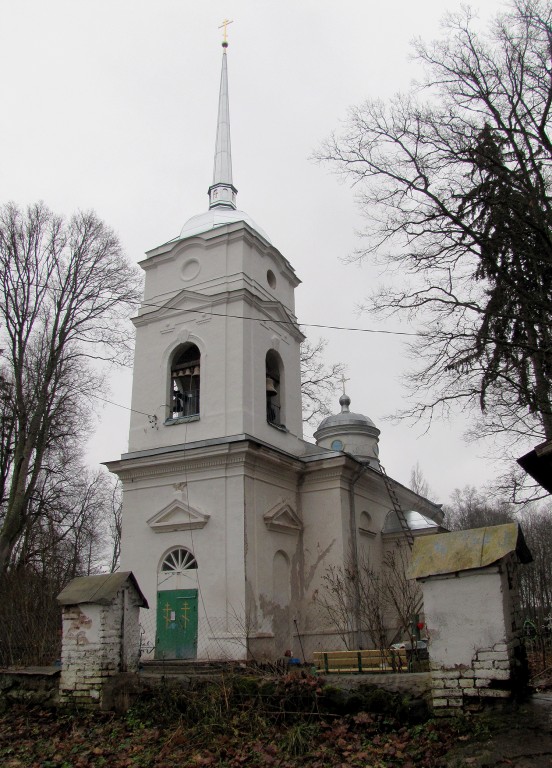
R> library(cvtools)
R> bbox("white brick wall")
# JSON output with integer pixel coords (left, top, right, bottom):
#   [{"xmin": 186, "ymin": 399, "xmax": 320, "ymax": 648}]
[
  {"xmin": 59, "ymin": 586, "xmax": 142, "ymax": 707},
  {"xmin": 421, "ymin": 556, "xmax": 527, "ymax": 716}
]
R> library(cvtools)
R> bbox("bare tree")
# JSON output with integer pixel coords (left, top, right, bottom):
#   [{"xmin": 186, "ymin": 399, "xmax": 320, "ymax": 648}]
[
  {"xmin": 316, "ymin": 1, "xmax": 552, "ymax": 463},
  {"xmin": 517, "ymin": 506, "xmax": 552, "ymax": 629},
  {"xmin": 444, "ymin": 485, "xmax": 515, "ymax": 530},
  {"xmin": 0, "ymin": 459, "xmax": 118, "ymax": 666},
  {"xmin": 109, "ymin": 478, "xmax": 123, "ymax": 572},
  {"xmin": 356, "ymin": 561, "xmax": 389, "ymax": 652},
  {"xmin": 0, "ymin": 202, "xmax": 142, "ymax": 574},
  {"xmin": 317, "ymin": 564, "xmax": 357, "ymax": 649},
  {"xmin": 300, "ymin": 337, "xmax": 345, "ymax": 425},
  {"xmin": 317, "ymin": 548, "xmax": 421, "ymax": 651},
  {"xmin": 409, "ymin": 462, "xmax": 432, "ymax": 499}
]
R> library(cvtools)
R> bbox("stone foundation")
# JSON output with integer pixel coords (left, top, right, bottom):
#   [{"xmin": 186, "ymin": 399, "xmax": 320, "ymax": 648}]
[{"xmin": 430, "ymin": 637, "xmax": 528, "ymax": 716}]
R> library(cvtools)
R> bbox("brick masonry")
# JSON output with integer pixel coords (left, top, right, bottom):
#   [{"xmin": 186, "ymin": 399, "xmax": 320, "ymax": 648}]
[
  {"xmin": 59, "ymin": 586, "xmax": 142, "ymax": 707},
  {"xmin": 423, "ymin": 557, "xmax": 529, "ymax": 716},
  {"xmin": 430, "ymin": 636, "xmax": 525, "ymax": 716}
]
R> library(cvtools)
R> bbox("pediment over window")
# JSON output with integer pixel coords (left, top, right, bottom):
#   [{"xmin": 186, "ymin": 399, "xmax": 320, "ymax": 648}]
[
  {"xmin": 264, "ymin": 501, "xmax": 303, "ymax": 535},
  {"xmin": 147, "ymin": 500, "xmax": 210, "ymax": 533}
]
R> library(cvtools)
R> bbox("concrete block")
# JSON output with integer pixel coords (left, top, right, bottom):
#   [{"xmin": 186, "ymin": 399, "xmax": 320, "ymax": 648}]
[
  {"xmin": 432, "ymin": 688, "xmax": 448, "ymax": 697},
  {"xmin": 432, "ymin": 669, "xmax": 461, "ymax": 679},
  {"xmin": 460, "ymin": 669, "xmax": 475, "ymax": 678},
  {"xmin": 444, "ymin": 679, "xmax": 459, "ymax": 688},
  {"xmin": 480, "ymin": 688, "xmax": 510, "ymax": 698},
  {"xmin": 432, "ymin": 698, "xmax": 448, "ymax": 707},
  {"xmin": 463, "ymin": 688, "xmax": 481, "ymax": 697},
  {"xmin": 459, "ymin": 679, "xmax": 474, "ymax": 688},
  {"xmin": 477, "ymin": 651, "xmax": 505, "ymax": 662},
  {"xmin": 433, "ymin": 708, "xmax": 456, "ymax": 717},
  {"xmin": 475, "ymin": 678, "xmax": 491, "ymax": 688},
  {"xmin": 489, "ymin": 668, "xmax": 510, "ymax": 681},
  {"xmin": 494, "ymin": 660, "xmax": 511, "ymax": 670},
  {"xmin": 475, "ymin": 668, "xmax": 494, "ymax": 678},
  {"xmin": 446, "ymin": 698, "xmax": 463, "ymax": 707}
]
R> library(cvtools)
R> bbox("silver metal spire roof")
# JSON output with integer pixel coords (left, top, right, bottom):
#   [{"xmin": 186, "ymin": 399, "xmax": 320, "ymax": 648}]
[
  {"xmin": 208, "ymin": 41, "xmax": 238, "ymax": 210},
  {"xmin": 178, "ymin": 33, "xmax": 272, "ymax": 244}
]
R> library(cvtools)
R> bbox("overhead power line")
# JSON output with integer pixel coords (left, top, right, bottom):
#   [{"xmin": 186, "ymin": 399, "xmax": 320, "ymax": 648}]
[
  {"xmin": 13, "ymin": 278, "xmax": 421, "ymax": 338},
  {"xmin": 133, "ymin": 295, "xmax": 420, "ymax": 337}
]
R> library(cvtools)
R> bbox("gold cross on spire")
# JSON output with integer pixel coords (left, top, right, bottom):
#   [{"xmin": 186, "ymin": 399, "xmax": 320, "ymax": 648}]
[
  {"xmin": 340, "ymin": 374, "xmax": 350, "ymax": 394},
  {"xmin": 219, "ymin": 18, "xmax": 233, "ymax": 46}
]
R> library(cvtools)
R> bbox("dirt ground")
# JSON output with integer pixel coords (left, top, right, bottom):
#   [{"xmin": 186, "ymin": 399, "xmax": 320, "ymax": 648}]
[{"xmin": 443, "ymin": 693, "xmax": 552, "ymax": 767}]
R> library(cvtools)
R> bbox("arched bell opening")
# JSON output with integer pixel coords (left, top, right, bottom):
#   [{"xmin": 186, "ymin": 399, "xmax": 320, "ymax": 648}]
[
  {"xmin": 170, "ymin": 343, "xmax": 201, "ymax": 419},
  {"xmin": 266, "ymin": 350, "xmax": 285, "ymax": 427}
]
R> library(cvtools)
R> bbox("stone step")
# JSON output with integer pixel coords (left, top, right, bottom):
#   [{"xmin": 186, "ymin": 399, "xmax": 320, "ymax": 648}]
[{"xmin": 139, "ymin": 660, "xmax": 246, "ymax": 677}]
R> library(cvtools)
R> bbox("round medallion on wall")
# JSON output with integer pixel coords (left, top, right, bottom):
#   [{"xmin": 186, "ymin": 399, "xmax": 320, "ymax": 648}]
[
  {"xmin": 331, "ymin": 439, "xmax": 344, "ymax": 451},
  {"xmin": 181, "ymin": 258, "xmax": 201, "ymax": 282}
]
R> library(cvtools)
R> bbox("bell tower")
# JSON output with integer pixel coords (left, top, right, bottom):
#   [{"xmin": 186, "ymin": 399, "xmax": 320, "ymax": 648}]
[{"xmin": 127, "ymin": 35, "xmax": 304, "ymax": 457}]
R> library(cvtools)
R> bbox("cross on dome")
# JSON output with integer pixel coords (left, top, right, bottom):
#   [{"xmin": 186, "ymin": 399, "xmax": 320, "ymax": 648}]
[{"xmin": 219, "ymin": 18, "xmax": 233, "ymax": 47}]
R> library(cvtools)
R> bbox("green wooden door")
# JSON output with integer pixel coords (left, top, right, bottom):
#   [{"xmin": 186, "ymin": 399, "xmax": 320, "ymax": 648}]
[{"xmin": 156, "ymin": 589, "xmax": 198, "ymax": 659}]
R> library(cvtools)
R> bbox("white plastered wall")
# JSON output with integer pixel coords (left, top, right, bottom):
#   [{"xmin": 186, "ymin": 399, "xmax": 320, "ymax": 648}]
[
  {"xmin": 421, "ymin": 566, "xmax": 510, "ymax": 668},
  {"xmin": 118, "ymin": 449, "xmax": 249, "ymax": 661},
  {"xmin": 128, "ymin": 225, "xmax": 304, "ymax": 455}
]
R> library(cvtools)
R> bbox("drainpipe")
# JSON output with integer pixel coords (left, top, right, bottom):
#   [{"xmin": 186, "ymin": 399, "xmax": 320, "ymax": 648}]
[{"xmin": 348, "ymin": 460, "xmax": 370, "ymax": 650}]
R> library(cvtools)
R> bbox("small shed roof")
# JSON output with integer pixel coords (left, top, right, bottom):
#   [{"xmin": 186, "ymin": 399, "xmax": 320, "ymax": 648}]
[
  {"xmin": 409, "ymin": 523, "xmax": 532, "ymax": 580},
  {"xmin": 57, "ymin": 571, "xmax": 149, "ymax": 608},
  {"xmin": 517, "ymin": 439, "xmax": 552, "ymax": 493}
]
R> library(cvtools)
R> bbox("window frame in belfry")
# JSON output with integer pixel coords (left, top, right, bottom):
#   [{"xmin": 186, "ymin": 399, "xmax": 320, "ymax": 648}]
[
  {"xmin": 266, "ymin": 349, "xmax": 285, "ymax": 428},
  {"xmin": 170, "ymin": 343, "xmax": 201, "ymax": 422}
]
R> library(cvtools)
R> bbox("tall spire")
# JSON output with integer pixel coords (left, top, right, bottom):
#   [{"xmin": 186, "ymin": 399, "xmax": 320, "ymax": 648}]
[{"xmin": 208, "ymin": 23, "xmax": 238, "ymax": 211}]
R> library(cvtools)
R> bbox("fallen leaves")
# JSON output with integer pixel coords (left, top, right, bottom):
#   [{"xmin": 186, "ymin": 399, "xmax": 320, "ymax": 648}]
[{"xmin": 0, "ymin": 690, "xmax": 467, "ymax": 768}]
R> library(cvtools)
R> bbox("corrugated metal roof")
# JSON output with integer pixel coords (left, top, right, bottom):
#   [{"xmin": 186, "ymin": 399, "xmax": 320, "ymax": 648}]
[
  {"xmin": 409, "ymin": 523, "xmax": 532, "ymax": 580},
  {"xmin": 57, "ymin": 572, "xmax": 148, "ymax": 608}
]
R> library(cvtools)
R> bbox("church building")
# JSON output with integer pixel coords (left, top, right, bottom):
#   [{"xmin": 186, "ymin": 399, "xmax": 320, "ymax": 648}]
[{"xmin": 106, "ymin": 37, "xmax": 443, "ymax": 662}]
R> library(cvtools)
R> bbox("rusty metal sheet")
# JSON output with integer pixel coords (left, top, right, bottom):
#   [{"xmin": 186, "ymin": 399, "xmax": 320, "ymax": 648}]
[{"xmin": 409, "ymin": 523, "xmax": 532, "ymax": 580}]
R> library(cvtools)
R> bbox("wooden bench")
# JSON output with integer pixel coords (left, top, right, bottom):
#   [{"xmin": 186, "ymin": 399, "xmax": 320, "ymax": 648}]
[{"xmin": 313, "ymin": 648, "xmax": 408, "ymax": 674}]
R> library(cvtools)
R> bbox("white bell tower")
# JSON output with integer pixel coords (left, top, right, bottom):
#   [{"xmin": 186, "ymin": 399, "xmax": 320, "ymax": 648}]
[
  {"xmin": 127, "ymin": 37, "xmax": 304, "ymax": 457},
  {"xmin": 109, "ymin": 34, "xmax": 306, "ymax": 662}
]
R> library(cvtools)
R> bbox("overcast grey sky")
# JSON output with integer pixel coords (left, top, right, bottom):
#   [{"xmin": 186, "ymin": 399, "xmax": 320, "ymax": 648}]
[{"xmin": 0, "ymin": 0, "xmax": 512, "ymax": 502}]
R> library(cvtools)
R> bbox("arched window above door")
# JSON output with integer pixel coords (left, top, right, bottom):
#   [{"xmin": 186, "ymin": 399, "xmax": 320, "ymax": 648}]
[
  {"xmin": 171, "ymin": 344, "xmax": 200, "ymax": 420},
  {"xmin": 160, "ymin": 547, "xmax": 198, "ymax": 573}
]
